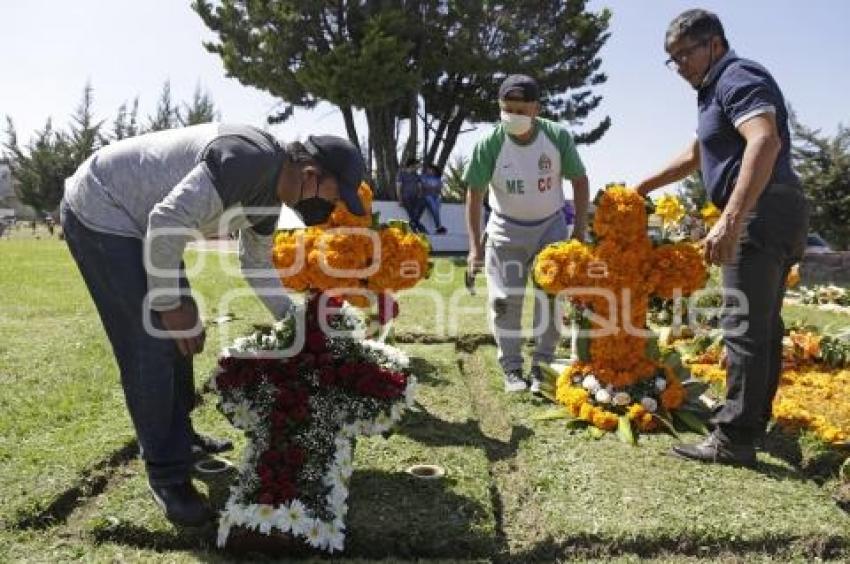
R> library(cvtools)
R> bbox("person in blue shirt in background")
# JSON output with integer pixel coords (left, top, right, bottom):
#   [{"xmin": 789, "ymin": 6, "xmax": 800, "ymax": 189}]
[
  {"xmin": 420, "ymin": 162, "xmax": 447, "ymax": 235},
  {"xmin": 397, "ymin": 158, "xmax": 427, "ymax": 233}
]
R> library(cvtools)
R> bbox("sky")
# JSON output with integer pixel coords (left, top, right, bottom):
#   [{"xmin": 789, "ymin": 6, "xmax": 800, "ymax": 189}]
[{"xmin": 2, "ymin": 0, "xmax": 849, "ymax": 194}]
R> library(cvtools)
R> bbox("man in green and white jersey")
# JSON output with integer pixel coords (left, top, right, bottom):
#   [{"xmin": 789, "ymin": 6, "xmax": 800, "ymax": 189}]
[{"xmin": 464, "ymin": 74, "xmax": 589, "ymax": 393}]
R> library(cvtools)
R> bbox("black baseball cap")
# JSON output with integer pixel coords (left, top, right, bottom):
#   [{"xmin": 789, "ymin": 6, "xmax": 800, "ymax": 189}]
[
  {"xmin": 304, "ymin": 135, "xmax": 367, "ymax": 216},
  {"xmin": 498, "ymin": 74, "xmax": 540, "ymax": 102}
]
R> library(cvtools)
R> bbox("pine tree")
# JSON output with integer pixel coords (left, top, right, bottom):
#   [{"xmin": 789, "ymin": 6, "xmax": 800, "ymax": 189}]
[
  {"xmin": 792, "ymin": 114, "xmax": 850, "ymax": 250},
  {"xmin": 193, "ymin": 0, "xmax": 611, "ymax": 196},
  {"xmin": 148, "ymin": 80, "xmax": 178, "ymax": 131},
  {"xmin": 113, "ymin": 97, "xmax": 140, "ymax": 140},
  {"xmin": 179, "ymin": 84, "xmax": 219, "ymax": 125}
]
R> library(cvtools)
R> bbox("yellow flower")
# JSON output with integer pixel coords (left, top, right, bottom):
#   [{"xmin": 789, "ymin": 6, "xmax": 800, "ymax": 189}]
[
  {"xmin": 700, "ymin": 202, "xmax": 721, "ymax": 228},
  {"xmin": 655, "ymin": 194, "xmax": 685, "ymax": 227}
]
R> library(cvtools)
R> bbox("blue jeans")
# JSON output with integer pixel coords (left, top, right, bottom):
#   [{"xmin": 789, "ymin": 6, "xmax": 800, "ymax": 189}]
[
  {"xmin": 60, "ymin": 202, "xmax": 194, "ymax": 485},
  {"xmin": 422, "ymin": 193, "xmax": 443, "ymax": 229}
]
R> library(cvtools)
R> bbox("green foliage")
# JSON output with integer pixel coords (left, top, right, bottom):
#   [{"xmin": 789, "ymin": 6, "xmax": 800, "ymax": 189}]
[
  {"xmin": 193, "ymin": 0, "xmax": 611, "ymax": 194},
  {"xmin": 112, "ymin": 97, "xmax": 140, "ymax": 140},
  {"xmin": 147, "ymin": 80, "xmax": 179, "ymax": 131},
  {"xmin": 3, "ymin": 82, "xmax": 220, "ymax": 213},
  {"xmin": 178, "ymin": 84, "xmax": 219, "ymax": 126},
  {"xmin": 442, "ymin": 154, "xmax": 468, "ymax": 204},
  {"xmin": 3, "ymin": 119, "xmax": 77, "ymax": 214},
  {"xmin": 792, "ymin": 112, "xmax": 850, "ymax": 250}
]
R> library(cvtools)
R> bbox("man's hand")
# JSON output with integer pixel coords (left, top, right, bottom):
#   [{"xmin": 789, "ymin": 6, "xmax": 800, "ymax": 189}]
[
  {"xmin": 701, "ymin": 214, "xmax": 743, "ymax": 265},
  {"xmin": 159, "ymin": 298, "xmax": 206, "ymax": 356},
  {"xmin": 467, "ymin": 247, "xmax": 484, "ymax": 277}
]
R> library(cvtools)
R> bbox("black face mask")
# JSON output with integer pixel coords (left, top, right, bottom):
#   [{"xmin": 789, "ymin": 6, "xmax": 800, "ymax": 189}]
[{"xmin": 293, "ymin": 197, "xmax": 335, "ymax": 226}]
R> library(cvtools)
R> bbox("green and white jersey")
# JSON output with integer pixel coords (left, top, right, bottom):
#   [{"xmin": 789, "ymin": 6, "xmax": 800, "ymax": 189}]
[{"xmin": 463, "ymin": 117, "xmax": 585, "ymax": 222}]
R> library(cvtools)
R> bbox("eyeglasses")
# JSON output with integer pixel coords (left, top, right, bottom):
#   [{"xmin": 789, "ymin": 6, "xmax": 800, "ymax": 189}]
[{"xmin": 664, "ymin": 39, "xmax": 709, "ymax": 70}]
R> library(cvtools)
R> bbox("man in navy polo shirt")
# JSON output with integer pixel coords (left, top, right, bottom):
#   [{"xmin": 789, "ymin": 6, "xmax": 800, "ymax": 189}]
[{"xmin": 635, "ymin": 9, "xmax": 808, "ymax": 466}]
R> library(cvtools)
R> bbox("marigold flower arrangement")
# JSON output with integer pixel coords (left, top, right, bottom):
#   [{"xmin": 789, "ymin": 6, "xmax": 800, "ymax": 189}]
[
  {"xmin": 214, "ymin": 182, "xmax": 428, "ymax": 552},
  {"xmin": 533, "ymin": 184, "xmax": 708, "ymax": 440},
  {"xmin": 272, "ymin": 182, "xmax": 430, "ymax": 306}
]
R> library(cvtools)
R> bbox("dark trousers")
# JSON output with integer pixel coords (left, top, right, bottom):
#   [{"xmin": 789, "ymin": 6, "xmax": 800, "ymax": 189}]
[
  {"xmin": 713, "ymin": 184, "xmax": 809, "ymax": 445},
  {"xmin": 60, "ymin": 202, "xmax": 195, "ymax": 485},
  {"xmin": 401, "ymin": 193, "xmax": 425, "ymax": 229}
]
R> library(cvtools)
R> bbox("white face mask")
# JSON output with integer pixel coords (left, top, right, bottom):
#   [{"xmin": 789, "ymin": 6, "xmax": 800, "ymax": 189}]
[{"xmin": 500, "ymin": 111, "xmax": 533, "ymax": 136}]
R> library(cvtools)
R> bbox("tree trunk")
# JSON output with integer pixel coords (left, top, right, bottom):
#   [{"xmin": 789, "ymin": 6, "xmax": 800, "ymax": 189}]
[
  {"xmin": 340, "ymin": 106, "xmax": 359, "ymax": 146},
  {"xmin": 366, "ymin": 107, "xmax": 398, "ymax": 200},
  {"xmin": 436, "ymin": 109, "xmax": 467, "ymax": 171},
  {"xmin": 402, "ymin": 91, "xmax": 418, "ymax": 164}
]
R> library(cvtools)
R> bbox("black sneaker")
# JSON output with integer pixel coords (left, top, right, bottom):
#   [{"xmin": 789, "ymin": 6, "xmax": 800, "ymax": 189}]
[
  {"xmin": 148, "ymin": 481, "xmax": 214, "ymax": 527},
  {"xmin": 528, "ymin": 365, "xmax": 544, "ymax": 395},
  {"xmin": 504, "ymin": 370, "xmax": 528, "ymax": 393},
  {"xmin": 436, "ymin": 226, "xmax": 447, "ymax": 235}
]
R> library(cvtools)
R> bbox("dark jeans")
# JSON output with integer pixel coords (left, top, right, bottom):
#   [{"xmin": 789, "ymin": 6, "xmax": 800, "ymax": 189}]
[
  {"xmin": 401, "ymin": 193, "xmax": 425, "ymax": 230},
  {"xmin": 713, "ymin": 184, "xmax": 809, "ymax": 445},
  {"xmin": 60, "ymin": 202, "xmax": 195, "ymax": 485},
  {"xmin": 422, "ymin": 193, "xmax": 443, "ymax": 229}
]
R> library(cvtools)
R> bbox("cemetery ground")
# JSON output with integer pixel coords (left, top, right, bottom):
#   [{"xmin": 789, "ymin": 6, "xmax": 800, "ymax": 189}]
[{"xmin": 1, "ymin": 232, "xmax": 849, "ymax": 562}]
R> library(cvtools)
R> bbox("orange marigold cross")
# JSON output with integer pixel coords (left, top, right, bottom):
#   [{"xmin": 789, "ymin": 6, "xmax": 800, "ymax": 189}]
[{"xmin": 533, "ymin": 185, "xmax": 707, "ymax": 432}]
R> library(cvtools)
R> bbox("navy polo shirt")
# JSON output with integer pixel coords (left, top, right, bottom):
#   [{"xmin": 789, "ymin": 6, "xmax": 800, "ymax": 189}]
[{"xmin": 697, "ymin": 50, "xmax": 799, "ymax": 208}]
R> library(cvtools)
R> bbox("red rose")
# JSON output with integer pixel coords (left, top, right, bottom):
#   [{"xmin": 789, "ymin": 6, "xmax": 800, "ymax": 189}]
[
  {"xmin": 259, "ymin": 492, "xmax": 274, "ymax": 505},
  {"xmin": 260, "ymin": 450, "xmax": 281, "ymax": 466},
  {"xmin": 306, "ymin": 330, "xmax": 326, "ymax": 353},
  {"xmin": 317, "ymin": 352, "xmax": 334, "ymax": 367},
  {"xmin": 290, "ymin": 404, "xmax": 309, "ymax": 423},
  {"xmin": 283, "ymin": 446, "xmax": 306, "ymax": 468},
  {"xmin": 278, "ymin": 480, "xmax": 297, "ymax": 501},
  {"xmin": 300, "ymin": 352, "xmax": 316, "ymax": 370},
  {"xmin": 376, "ymin": 293, "xmax": 400, "ymax": 325},
  {"xmin": 271, "ymin": 410, "xmax": 288, "ymax": 430},
  {"xmin": 318, "ymin": 367, "xmax": 337, "ymax": 388}
]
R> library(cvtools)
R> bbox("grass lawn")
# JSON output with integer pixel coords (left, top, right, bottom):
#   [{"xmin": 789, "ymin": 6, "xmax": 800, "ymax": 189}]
[{"xmin": 1, "ymin": 236, "xmax": 848, "ymax": 562}]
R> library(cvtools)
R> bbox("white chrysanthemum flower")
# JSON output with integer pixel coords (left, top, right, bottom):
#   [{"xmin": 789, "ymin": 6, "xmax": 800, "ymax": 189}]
[
  {"xmin": 287, "ymin": 499, "xmax": 310, "ymax": 536},
  {"xmin": 334, "ymin": 445, "xmax": 352, "ymax": 466},
  {"xmin": 404, "ymin": 377, "xmax": 418, "ymax": 407},
  {"xmin": 390, "ymin": 402, "xmax": 405, "ymax": 422},
  {"xmin": 303, "ymin": 518, "xmax": 326, "ymax": 548},
  {"xmin": 334, "ymin": 437, "xmax": 352, "ymax": 455},
  {"xmin": 248, "ymin": 504, "xmax": 278, "ymax": 534},
  {"xmin": 327, "ymin": 520, "xmax": 346, "ymax": 553},
  {"xmin": 594, "ymin": 388, "xmax": 611, "ymax": 404},
  {"xmin": 231, "ymin": 402, "xmax": 260, "ymax": 430},
  {"xmin": 641, "ymin": 397, "xmax": 658, "ymax": 413},
  {"xmin": 612, "ymin": 392, "xmax": 632, "ymax": 406},
  {"xmin": 216, "ymin": 513, "xmax": 233, "ymax": 547},
  {"xmin": 582, "ymin": 374, "xmax": 601, "ymax": 393},
  {"xmin": 330, "ymin": 498, "xmax": 348, "ymax": 519},
  {"xmin": 241, "ymin": 504, "xmax": 259, "ymax": 530},
  {"xmin": 329, "ymin": 483, "xmax": 348, "ymax": 505},
  {"xmin": 655, "ymin": 377, "xmax": 668, "ymax": 392},
  {"xmin": 274, "ymin": 503, "xmax": 293, "ymax": 534},
  {"xmin": 337, "ymin": 459, "xmax": 354, "ymax": 480}
]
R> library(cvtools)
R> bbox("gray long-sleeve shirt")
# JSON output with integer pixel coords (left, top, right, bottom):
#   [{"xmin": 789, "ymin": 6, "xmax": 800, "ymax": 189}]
[{"xmin": 63, "ymin": 123, "xmax": 292, "ymax": 318}]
